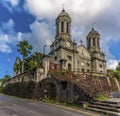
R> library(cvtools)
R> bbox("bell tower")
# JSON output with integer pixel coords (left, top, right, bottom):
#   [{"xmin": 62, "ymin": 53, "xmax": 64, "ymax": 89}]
[
  {"xmin": 87, "ymin": 28, "xmax": 100, "ymax": 53},
  {"xmin": 56, "ymin": 8, "xmax": 71, "ymax": 40},
  {"xmin": 86, "ymin": 28, "xmax": 106, "ymax": 74}
]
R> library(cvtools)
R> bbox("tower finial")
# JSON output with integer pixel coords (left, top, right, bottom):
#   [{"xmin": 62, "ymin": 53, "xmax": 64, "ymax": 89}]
[
  {"xmin": 62, "ymin": 4, "xmax": 65, "ymax": 12},
  {"xmin": 92, "ymin": 22, "xmax": 96, "ymax": 30},
  {"xmin": 80, "ymin": 40, "xmax": 83, "ymax": 45}
]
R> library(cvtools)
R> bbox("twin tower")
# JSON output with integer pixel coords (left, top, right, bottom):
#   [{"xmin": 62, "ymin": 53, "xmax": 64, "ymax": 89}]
[{"xmin": 49, "ymin": 9, "xmax": 106, "ymax": 74}]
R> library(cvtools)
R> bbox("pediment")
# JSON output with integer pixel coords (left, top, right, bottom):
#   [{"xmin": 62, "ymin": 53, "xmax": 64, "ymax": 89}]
[{"xmin": 77, "ymin": 45, "xmax": 90, "ymax": 58}]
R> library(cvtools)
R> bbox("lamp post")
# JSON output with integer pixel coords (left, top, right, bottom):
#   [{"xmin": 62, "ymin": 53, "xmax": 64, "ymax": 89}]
[{"xmin": 43, "ymin": 45, "xmax": 47, "ymax": 55}]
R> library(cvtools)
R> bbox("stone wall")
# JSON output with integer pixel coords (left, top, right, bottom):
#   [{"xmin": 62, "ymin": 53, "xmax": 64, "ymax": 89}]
[
  {"xmin": 3, "ymin": 70, "xmax": 120, "ymax": 104},
  {"xmin": 3, "ymin": 68, "xmax": 45, "ymax": 86}
]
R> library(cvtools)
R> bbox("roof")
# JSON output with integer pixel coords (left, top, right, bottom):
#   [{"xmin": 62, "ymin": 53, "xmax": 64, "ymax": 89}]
[
  {"xmin": 88, "ymin": 28, "xmax": 100, "ymax": 36},
  {"xmin": 57, "ymin": 9, "xmax": 70, "ymax": 18}
]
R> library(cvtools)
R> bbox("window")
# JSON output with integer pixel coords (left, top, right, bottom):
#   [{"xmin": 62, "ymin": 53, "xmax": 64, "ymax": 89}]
[
  {"xmin": 54, "ymin": 56, "xmax": 57, "ymax": 61},
  {"xmin": 93, "ymin": 38, "xmax": 96, "ymax": 46},
  {"xmin": 67, "ymin": 22, "xmax": 69, "ymax": 33},
  {"xmin": 87, "ymin": 69, "xmax": 90, "ymax": 72},
  {"xmin": 86, "ymin": 63, "xmax": 90, "ymax": 67},
  {"xmin": 61, "ymin": 22, "xmax": 64, "ymax": 33},
  {"xmin": 67, "ymin": 55, "xmax": 72, "ymax": 60},
  {"xmin": 100, "ymin": 64, "xmax": 102, "ymax": 68}
]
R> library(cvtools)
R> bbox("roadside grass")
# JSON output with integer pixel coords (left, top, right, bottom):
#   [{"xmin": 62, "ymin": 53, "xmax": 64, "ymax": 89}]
[
  {"xmin": 0, "ymin": 87, "xmax": 4, "ymax": 93},
  {"xmin": 41, "ymin": 98, "xmax": 79, "ymax": 108}
]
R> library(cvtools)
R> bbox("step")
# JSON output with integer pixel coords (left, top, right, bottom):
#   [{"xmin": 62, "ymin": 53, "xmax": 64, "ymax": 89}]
[
  {"xmin": 86, "ymin": 107, "xmax": 120, "ymax": 116},
  {"xmin": 88, "ymin": 104, "xmax": 120, "ymax": 112},
  {"xmin": 95, "ymin": 100, "xmax": 120, "ymax": 105},
  {"xmin": 91, "ymin": 101, "xmax": 120, "ymax": 108}
]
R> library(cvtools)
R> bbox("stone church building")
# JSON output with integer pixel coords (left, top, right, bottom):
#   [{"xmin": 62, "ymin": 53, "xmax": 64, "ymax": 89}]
[
  {"xmin": 12, "ymin": 8, "xmax": 107, "ymax": 81},
  {"xmin": 49, "ymin": 9, "xmax": 106, "ymax": 75},
  {"xmin": 5, "ymin": 9, "xmax": 120, "ymax": 104}
]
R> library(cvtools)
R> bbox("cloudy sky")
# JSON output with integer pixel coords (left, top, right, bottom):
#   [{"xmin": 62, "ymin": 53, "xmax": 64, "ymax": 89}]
[{"xmin": 0, "ymin": 0, "xmax": 120, "ymax": 78}]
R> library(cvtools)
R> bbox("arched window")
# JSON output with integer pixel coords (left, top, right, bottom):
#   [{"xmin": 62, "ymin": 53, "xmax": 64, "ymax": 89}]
[
  {"xmin": 61, "ymin": 22, "xmax": 64, "ymax": 33},
  {"xmin": 93, "ymin": 38, "xmax": 96, "ymax": 46},
  {"xmin": 68, "ymin": 63, "xmax": 71, "ymax": 71},
  {"xmin": 67, "ymin": 22, "xmax": 69, "ymax": 33}
]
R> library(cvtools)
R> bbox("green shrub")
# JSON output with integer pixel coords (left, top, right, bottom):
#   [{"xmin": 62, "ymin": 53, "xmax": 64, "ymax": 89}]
[
  {"xmin": 0, "ymin": 87, "xmax": 4, "ymax": 93},
  {"xmin": 95, "ymin": 94, "xmax": 107, "ymax": 100}
]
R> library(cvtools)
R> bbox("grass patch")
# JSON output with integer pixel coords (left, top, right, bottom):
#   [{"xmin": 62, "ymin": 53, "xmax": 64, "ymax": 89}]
[
  {"xmin": 95, "ymin": 94, "xmax": 107, "ymax": 101},
  {"xmin": 41, "ymin": 98, "xmax": 79, "ymax": 108},
  {"xmin": 0, "ymin": 87, "xmax": 4, "ymax": 93}
]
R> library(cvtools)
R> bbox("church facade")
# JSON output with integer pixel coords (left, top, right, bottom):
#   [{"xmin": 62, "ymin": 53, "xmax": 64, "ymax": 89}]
[{"xmin": 49, "ymin": 9, "xmax": 106, "ymax": 75}]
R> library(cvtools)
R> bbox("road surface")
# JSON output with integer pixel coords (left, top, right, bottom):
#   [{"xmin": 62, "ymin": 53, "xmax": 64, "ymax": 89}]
[{"xmin": 0, "ymin": 94, "xmax": 98, "ymax": 116}]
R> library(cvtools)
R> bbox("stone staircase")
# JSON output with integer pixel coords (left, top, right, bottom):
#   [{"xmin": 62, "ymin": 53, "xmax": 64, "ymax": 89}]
[{"xmin": 86, "ymin": 100, "xmax": 120, "ymax": 116}]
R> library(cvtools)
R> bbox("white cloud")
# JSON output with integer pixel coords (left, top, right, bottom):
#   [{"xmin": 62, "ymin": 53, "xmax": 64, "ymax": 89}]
[
  {"xmin": 107, "ymin": 60, "xmax": 120, "ymax": 70},
  {"xmin": 0, "ymin": 44, "xmax": 12, "ymax": 53},
  {"xmin": 5, "ymin": 0, "xmax": 19, "ymax": 6},
  {"xmin": 24, "ymin": 0, "xmax": 120, "ymax": 61},
  {"xmin": 23, "ymin": 20, "xmax": 54, "ymax": 53},
  {"xmin": 0, "ymin": 19, "xmax": 23, "ymax": 53}
]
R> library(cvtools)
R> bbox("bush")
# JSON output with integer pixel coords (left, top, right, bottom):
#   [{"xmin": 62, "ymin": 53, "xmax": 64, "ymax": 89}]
[
  {"xmin": 95, "ymin": 94, "xmax": 107, "ymax": 100},
  {"xmin": 0, "ymin": 87, "xmax": 4, "ymax": 93}
]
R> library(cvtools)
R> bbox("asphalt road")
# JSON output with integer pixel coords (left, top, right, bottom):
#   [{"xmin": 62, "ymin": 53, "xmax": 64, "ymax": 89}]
[{"xmin": 0, "ymin": 94, "xmax": 98, "ymax": 116}]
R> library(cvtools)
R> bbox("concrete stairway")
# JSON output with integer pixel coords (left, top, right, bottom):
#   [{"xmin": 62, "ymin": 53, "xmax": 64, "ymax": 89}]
[{"xmin": 86, "ymin": 100, "xmax": 120, "ymax": 116}]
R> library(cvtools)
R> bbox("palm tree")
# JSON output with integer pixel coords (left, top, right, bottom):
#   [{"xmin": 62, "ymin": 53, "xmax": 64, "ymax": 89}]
[
  {"xmin": 17, "ymin": 40, "xmax": 33, "ymax": 73},
  {"xmin": 32, "ymin": 52, "xmax": 43, "ymax": 66},
  {"xmin": 25, "ymin": 52, "xmax": 43, "ymax": 71}
]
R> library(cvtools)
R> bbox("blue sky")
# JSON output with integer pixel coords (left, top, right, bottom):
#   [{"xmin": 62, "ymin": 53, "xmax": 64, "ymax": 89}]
[{"xmin": 0, "ymin": 0, "xmax": 120, "ymax": 78}]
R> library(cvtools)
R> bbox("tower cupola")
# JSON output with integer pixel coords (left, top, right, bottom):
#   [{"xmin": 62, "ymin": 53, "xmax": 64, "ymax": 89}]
[
  {"xmin": 87, "ymin": 28, "xmax": 100, "ymax": 52},
  {"xmin": 56, "ymin": 9, "xmax": 71, "ymax": 40}
]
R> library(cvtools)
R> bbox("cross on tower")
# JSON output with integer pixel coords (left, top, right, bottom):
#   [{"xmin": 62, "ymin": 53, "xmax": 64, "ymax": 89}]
[
  {"xmin": 80, "ymin": 40, "xmax": 83, "ymax": 44},
  {"xmin": 92, "ymin": 22, "xmax": 96, "ymax": 30},
  {"xmin": 62, "ymin": 4, "xmax": 65, "ymax": 12}
]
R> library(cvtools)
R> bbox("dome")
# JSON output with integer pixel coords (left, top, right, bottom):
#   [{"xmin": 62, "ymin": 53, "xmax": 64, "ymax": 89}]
[
  {"xmin": 88, "ymin": 28, "xmax": 99, "ymax": 36},
  {"xmin": 57, "ymin": 9, "xmax": 70, "ymax": 18}
]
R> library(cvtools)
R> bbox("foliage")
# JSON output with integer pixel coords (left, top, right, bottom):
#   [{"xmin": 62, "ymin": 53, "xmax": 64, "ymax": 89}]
[
  {"xmin": 107, "ymin": 69, "xmax": 114, "ymax": 77},
  {"xmin": 2, "ymin": 75, "xmax": 11, "ymax": 82},
  {"xmin": 95, "ymin": 94, "xmax": 107, "ymax": 100},
  {"xmin": 16, "ymin": 40, "xmax": 43, "ymax": 73},
  {"xmin": 17, "ymin": 40, "xmax": 33, "ymax": 72},
  {"xmin": 112, "ymin": 62, "xmax": 120, "ymax": 80},
  {"xmin": 0, "ymin": 87, "xmax": 4, "ymax": 93},
  {"xmin": 41, "ymin": 98, "xmax": 79, "ymax": 108},
  {"xmin": 116, "ymin": 62, "xmax": 120, "ymax": 71},
  {"xmin": 24, "ymin": 52, "xmax": 43, "ymax": 71},
  {"xmin": 14, "ymin": 62, "xmax": 22, "ymax": 75},
  {"xmin": 113, "ymin": 70, "xmax": 120, "ymax": 80},
  {"xmin": 17, "ymin": 40, "xmax": 33, "ymax": 58}
]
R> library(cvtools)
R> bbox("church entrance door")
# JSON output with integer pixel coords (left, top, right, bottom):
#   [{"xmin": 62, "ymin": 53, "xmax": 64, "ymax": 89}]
[{"xmin": 68, "ymin": 63, "xmax": 72, "ymax": 71}]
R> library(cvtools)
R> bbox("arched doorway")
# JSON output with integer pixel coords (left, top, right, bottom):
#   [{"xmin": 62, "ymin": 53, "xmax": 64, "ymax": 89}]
[
  {"xmin": 68, "ymin": 63, "xmax": 72, "ymax": 71},
  {"xmin": 40, "ymin": 79, "xmax": 57, "ymax": 99},
  {"xmin": 82, "ymin": 68, "xmax": 85, "ymax": 73}
]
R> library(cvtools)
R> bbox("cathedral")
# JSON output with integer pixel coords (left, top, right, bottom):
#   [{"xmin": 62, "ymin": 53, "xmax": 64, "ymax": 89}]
[{"xmin": 49, "ymin": 9, "xmax": 106, "ymax": 75}]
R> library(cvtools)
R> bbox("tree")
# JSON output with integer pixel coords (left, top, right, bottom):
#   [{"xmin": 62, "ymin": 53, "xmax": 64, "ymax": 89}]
[
  {"xmin": 2, "ymin": 75, "xmax": 11, "ymax": 82},
  {"xmin": 116, "ymin": 62, "xmax": 120, "ymax": 71},
  {"xmin": 114, "ymin": 70, "xmax": 120, "ymax": 80},
  {"xmin": 113, "ymin": 62, "xmax": 120, "ymax": 80},
  {"xmin": 24, "ymin": 52, "xmax": 43, "ymax": 71},
  {"xmin": 17, "ymin": 40, "xmax": 33, "ymax": 72},
  {"xmin": 14, "ymin": 62, "xmax": 22, "ymax": 75}
]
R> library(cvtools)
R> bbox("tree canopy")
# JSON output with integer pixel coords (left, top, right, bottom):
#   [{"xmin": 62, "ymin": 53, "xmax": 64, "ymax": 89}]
[
  {"xmin": 114, "ymin": 62, "xmax": 120, "ymax": 80},
  {"xmin": 17, "ymin": 40, "xmax": 33, "ymax": 72},
  {"xmin": 17, "ymin": 40, "xmax": 33, "ymax": 59}
]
